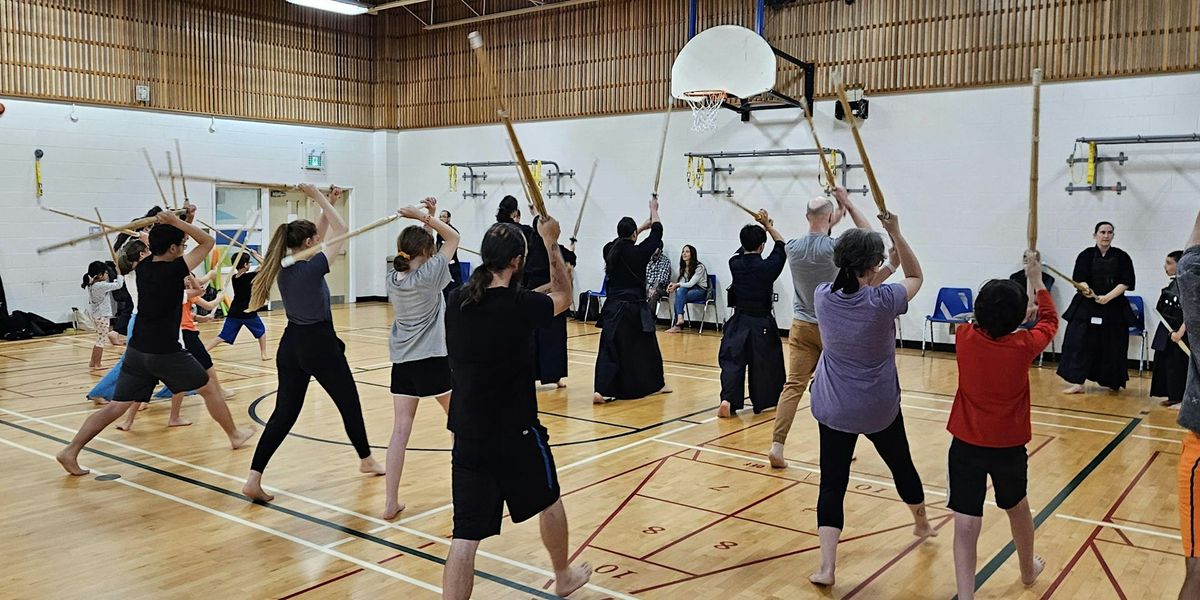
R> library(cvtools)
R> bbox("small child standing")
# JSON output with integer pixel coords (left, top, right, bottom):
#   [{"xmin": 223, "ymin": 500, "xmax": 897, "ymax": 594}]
[
  {"xmin": 947, "ymin": 250, "xmax": 1056, "ymax": 599},
  {"xmin": 83, "ymin": 260, "xmax": 125, "ymax": 370},
  {"xmin": 207, "ymin": 253, "xmax": 270, "ymax": 361}
]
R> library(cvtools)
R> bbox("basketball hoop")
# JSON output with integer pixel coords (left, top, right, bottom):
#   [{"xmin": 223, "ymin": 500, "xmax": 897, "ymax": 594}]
[{"xmin": 682, "ymin": 91, "xmax": 728, "ymax": 132}]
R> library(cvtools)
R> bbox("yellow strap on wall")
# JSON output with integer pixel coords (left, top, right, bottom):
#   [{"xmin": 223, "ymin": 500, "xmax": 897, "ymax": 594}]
[{"xmin": 1087, "ymin": 142, "xmax": 1096, "ymax": 185}]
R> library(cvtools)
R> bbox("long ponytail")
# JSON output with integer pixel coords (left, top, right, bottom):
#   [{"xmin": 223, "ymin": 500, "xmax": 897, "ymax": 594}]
[
  {"xmin": 461, "ymin": 222, "xmax": 527, "ymax": 308},
  {"xmin": 251, "ymin": 220, "xmax": 317, "ymax": 310}
]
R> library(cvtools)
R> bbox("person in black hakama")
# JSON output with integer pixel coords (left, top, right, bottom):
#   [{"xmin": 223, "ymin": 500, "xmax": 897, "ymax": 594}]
[
  {"xmin": 1057, "ymin": 221, "xmax": 1137, "ymax": 393},
  {"xmin": 1152, "ymin": 250, "xmax": 1188, "ymax": 407},
  {"xmin": 592, "ymin": 195, "xmax": 672, "ymax": 403},
  {"xmin": 717, "ymin": 211, "xmax": 787, "ymax": 418},
  {"xmin": 527, "ymin": 218, "xmax": 577, "ymax": 388},
  {"xmin": 436, "ymin": 210, "xmax": 463, "ymax": 295}
]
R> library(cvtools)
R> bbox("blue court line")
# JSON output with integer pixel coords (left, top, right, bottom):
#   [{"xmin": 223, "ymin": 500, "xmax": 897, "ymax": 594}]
[
  {"xmin": 0, "ymin": 417, "xmax": 559, "ymax": 599},
  {"xmin": 958, "ymin": 415, "xmax": 1143, "ymax": 599}
]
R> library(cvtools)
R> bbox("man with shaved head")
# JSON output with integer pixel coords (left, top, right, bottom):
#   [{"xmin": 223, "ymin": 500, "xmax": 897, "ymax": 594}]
[{"xmin": 768, "ymin": 186, "xmax": 880, "ymax": 468}]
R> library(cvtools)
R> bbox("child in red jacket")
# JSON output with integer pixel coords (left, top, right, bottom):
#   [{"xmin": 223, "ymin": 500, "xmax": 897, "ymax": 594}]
[{"xmin": 948, "ymin": 251, "xmax": 1057, "ymax": 599}]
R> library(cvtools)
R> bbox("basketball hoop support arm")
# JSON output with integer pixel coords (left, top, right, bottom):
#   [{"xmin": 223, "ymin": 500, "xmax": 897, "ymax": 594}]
[
  {"xmin": 718, "ymin": 45, "xmax": 815, "ymax": 122},
  {"xmin": 685, "ymin": 148, "xmax": 869, "ymax": 197},
  {"xmin": 441, "ymin": 159, "xmax": 576, "ymax": 200}
]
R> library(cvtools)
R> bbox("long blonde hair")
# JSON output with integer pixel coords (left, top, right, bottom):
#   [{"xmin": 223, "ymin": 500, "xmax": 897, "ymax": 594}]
[{"xmin": 250, "ymin": 220, "xmax": 317, "ymax": 309}]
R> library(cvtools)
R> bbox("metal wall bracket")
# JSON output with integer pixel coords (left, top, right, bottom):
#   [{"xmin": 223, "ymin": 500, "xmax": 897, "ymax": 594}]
[
  {"xmin": 685, "ymin": 148, "xmax": 869, "ymax": 198},
  {"xmin": 1064, "ymin": 133, "xmax": 1200, "ymax": 194},
  {"xmin": 441, "ymin": 159, "xmax": 576, "ymax": 200}
]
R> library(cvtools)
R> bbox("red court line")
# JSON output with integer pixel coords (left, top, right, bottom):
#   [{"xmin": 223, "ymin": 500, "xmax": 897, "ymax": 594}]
[
  {"xmin": 1112, "ymin": 527, "xmax": 1134, "ymax": 546},
  {"xmin": 629, "ymin": 521, "xmax": 915, "ymax": 594},
  {"xmin": 588, "ymin": 545, "xmax": 699, "ymax": 576},
  {"xmin": 635, "ymin": 492, "xmax": 728, "ymax": 516},
  {"xmin": 696, "ymin": 412, "xmax": 793, "ymax": 446},
  {"xmin": 1090, "ymin": 544, "xmax": 1129, "ymax": 600},
  {"xmin": 560, "ymin": 451, "xmax": 676, "ymax": 500},
  {"xmin": 635, "ymin": 492, "xmax": 819, "ymax": 537},
  {"xmin": 843, "ymin": 514, "xmax": 955, "ymax": 599},
  {"xmin": 1039, "ymin": 452, "xmax": 1161, "ymax": 599},
  {"xmin": 1095, "ymin": 536, "xmax": 1184, "ymax": 558},
  {"xmin": 639, "ymin": 482, "xmax": 801, "ymax": 560},
  {"xmin": 706, "ymin": 441, "xmax": 951, "ymax": 491},
  {"xmin": 567, "ymin": 457, "xmax": 670, "ymax": 562},
  {"xmin": 278, "ymin": 541, "xmax": 436, "ymax": 598},
  {"xmin": 1110, "ymin": 516, "xmax": 1179, "ymax": 532}
]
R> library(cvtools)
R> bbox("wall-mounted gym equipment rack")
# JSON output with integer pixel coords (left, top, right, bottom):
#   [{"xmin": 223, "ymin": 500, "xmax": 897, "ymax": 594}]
[
  {"xmin": 684, "ymin": 148, "xmax": 869, "ymax": 197},
  {"xmin": 1066, "ymin": 133, "xmax": 1200, "ymax": 195},
  {"xmin": 441, "ymin": 160, "xmax": 576, "ymax": 200}
]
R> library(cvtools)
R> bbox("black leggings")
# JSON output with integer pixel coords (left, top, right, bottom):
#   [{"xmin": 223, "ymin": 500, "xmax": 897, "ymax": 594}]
[
  {"xmin": 250, "ymin": 321, "xmax": 372, "ymax": 473},
  {"xmin": 817, "ymin": 411, "xmax": 925, "ymax": 529}
]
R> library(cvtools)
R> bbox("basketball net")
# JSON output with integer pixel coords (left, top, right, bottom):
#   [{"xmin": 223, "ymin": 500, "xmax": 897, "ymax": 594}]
[{"xmin": 683, "ymin": 91, "xmax": 727, "ymax": 132}]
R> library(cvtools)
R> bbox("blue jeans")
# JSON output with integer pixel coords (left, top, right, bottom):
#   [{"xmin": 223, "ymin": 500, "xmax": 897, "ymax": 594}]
[
  {"xmin": 674, "ymin": 286, "xmax": 708, "ymax": 320},
  {"xmin": 88, "ymin": 314, "xmax": 135, "ymax": 400}
]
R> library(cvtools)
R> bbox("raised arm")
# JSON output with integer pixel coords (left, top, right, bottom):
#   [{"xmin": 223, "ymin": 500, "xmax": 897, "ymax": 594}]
[
  {"xmin": 409, "ymin": 198, "xmax": 459, "ymax": 261},
  {"xmin": 158, "ymin": 204, "xmax": 214, "ymax": 271},
  {"xmin": 834, "ymin": 187, "xmax": 871, "ymax": 230},
  {"xmin": 880, "ymin": 213, "xmax": 922, "ymax": 300},
  {"xmin": 301, "ymin": 183, "xmax": 349, "ymax": 261},
  {"xmin": 537, "ymin": 215, "xmax": 573, "ymax": 315}
]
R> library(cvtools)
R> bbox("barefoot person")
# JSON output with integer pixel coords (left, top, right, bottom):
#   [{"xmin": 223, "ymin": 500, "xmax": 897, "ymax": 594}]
[
  {"xmin": 241, "ymin": 184, "xmax": 383, "ymax": 502},
  {"xmin": 948, "ymin": 251, "xmax": 1054, "ymax": 599},
  {"xmin": 443, "ymin": 215, "xmax": 591, "ymax": 598},
  {"xmin": 57, "ymin": 206, "xmax": 257, "ymax": 476},
  {"xmin": 382, "ymin": 198, "xmax": 457, "ymax": 520},
  {"xmin": 86, "ymin": 236, "xmax": 151, "ymax": 405},
  {"xmin": 768, "ymin": 187, "xmax": 873, "ymax": 467},
  {"xmin": 716, "ymin": 211, "xmax": 786, "ymax": 418},
  {"xmin": 593, "ymin": 195, "xmax": 671, "ymax": 403},
  {"xmin": 807, "ymin": 214, "xmax": 934, "ymax": 586},
  {"xmin": 82, "ymin": 261, "xmax": 125, "ymax": 369},
  {"xmin": 206, "ymin": 253, "xmax": 270, "ymax": 361},
  {"xmin": 1057, "ymin": 221, "xmax": 1136, "ymax": 394},
  {"xmin": 527, "ymin": 214, "xmax": 577, "ymax": 388},
  {"xmin": 1175, "ymin": 210, "xmax": 1200, "ymax": 600},
  {"xmin": 1152, "ymin": 251, "xmax": 1188, "ymax": 408}
]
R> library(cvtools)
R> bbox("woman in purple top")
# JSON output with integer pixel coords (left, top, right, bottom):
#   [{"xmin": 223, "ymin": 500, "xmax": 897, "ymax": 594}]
[{"xmin": 807, "ymin": 213, "xmax": 935, "ymax": 588}]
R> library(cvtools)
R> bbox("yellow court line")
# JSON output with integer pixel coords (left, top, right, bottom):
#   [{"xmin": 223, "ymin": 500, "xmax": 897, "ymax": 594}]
[{"xmin": 0, "ymin": 434, "xmax": 443, "ymax": 594}]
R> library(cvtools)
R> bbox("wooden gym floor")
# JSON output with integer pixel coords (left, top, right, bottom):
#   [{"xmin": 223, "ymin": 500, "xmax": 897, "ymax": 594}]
[{"xmin": 0, "ymin": 302, "xmax": 1186, "ymax": 599}]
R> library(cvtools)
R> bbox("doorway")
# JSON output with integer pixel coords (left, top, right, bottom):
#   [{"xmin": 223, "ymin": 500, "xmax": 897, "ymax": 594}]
[{"xmin": 267, "ymin": 188, "xmax": 351, "ymax": 307}]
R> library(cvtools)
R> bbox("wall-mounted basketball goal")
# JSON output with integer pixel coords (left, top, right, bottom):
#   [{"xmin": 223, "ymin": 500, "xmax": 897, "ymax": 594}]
[{"xmin": 671, "ymin": 24, "xmax": 814, "ymax": 131}]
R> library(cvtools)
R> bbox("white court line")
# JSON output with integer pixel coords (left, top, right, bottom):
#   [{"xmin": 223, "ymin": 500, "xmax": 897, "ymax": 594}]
[
  {"xmin": 1131, "ymin": 434, "xmax": 1182, "ymax": 444},
  {"xmin": 0, "ymin": 435, "xmax": 443, "ymax": 594},
  {"xmin": 903, "ymin": 392, "xmax": 1135, "ymax": 426},
  {"xmin": 1139, "ymin": 422, "xmax": 1187, "ymax": 433},
  {"xmin": 1055, "ymin": 514, "xmax": 1181, "ymax": 540},
  {"xmin": 13, "ymin": 408, "xmax": 98, "ymax": 424},
  {"xmin": 0, "ymin": 405, "xmax": 638, "ymax": 600},
  {"xmin": 652, "ymin": 438, "xmax": 950, "ymax": 498}
]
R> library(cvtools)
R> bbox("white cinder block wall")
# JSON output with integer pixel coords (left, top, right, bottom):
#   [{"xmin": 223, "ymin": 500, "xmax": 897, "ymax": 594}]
[{"xmin": 4, "ymin": 71, "xmax": 1199, "ymax": 360}]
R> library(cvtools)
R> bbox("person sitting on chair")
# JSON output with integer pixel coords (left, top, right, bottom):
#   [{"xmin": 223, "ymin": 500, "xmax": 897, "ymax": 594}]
[{"xmin": 666, "ymin": 244, "xmax": 708, "ymax": 333}]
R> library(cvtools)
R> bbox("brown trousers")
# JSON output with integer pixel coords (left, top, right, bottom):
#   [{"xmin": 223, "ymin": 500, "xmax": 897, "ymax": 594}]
[{"xmin": 772, "ymin": 319, "xmax": 823, "ymax": 444}]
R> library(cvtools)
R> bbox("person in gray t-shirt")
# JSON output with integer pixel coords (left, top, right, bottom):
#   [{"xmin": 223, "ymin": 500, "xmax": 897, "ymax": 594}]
[
  {"xmin": 383, "ymin": 197, "xmax": 459, "ymax": 521},
  {"xmin": 769, "ymin": 186, "xmax": 889, "ymax": 469}
]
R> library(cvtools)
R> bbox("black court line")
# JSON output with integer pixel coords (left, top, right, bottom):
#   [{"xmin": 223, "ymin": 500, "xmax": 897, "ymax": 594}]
[
  {"xmin": 248, "ymin": 394, "xmax": 714, "ymax": 452},
  {"xmin": 0, "ymin": 417, "xmax": 558, "ymax": 599},
  {"xmin": 961, "ymin": 415, "xmax": 1143, "ymax": 598},
  {"xmin": 538, "ymin": 411, "xmax": 639, "ymax": 430}
]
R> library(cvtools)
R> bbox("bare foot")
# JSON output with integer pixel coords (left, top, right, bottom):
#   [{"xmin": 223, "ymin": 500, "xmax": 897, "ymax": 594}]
[
  {"xmin": 656, "ymin": 385, "xmax": 673, "ymax": 395},
  {"xmin": 555, "ymin": 381, "xmax": 568, "ymax": 389},
  {"xmin": 808, "ymin": 570, "xmax": 835, "ymax": 587},
  {"xmin": 222, "ymin": 387, "xmax": 237, "ymax": 399},
  {"xmin": 1062, "ymin": 384, "xmax": 1085, "ymax": 395},
  {"xmin": 382, "ymin": 502, "xmax": 406, "ymax": 521},
  {"xmin": 242, "ymin": 480, "xmax": 274, "ymax": 503},
  {"xmin": 56, "ymin": 449, "xmax": 89, "ymax": 476},
  {"xmin": 768, "ymin": 442, "xmax": 787, "ymax": 468},
  {"xmin": 360, "ymin": 457, "xmax": 386, "ymax": 476},
  {"xmin": 115, "ymin": 421, "xmax": 134, "ymax": 431},
  {"xmin": 137, "ymin": 403, "xmax": 149, "ymax": 412},
  {"xmin": 88, "ymin": 396, "xmax": 109, "ymax": 406},
  {"xmin": 260, "ymin": 354, "xmax": 272, "ymax": 362},
  {"xmin": 717, "ymin": 401, "xmax": 732, "ymax": 418},
  {"xmin": 913, "ymin": 520, "xmax": 938, "ymax": 539},
  {"xmin": 593, "ymin": 393, "xmax": 612, "ymax": 404},
  {"xmin": 167, "ymin": 416, "xmax": 193, "ymax": 427},
  {"xmin": 229, "ymin": 426, "xmax": 257, "ymax": 450},
  {"xmin": 554, "ymin": 563, "xmax": 592, "ymax": 597},
  {"xmin": 1022, "ymin": 555, "xmax": 1045, "ymax": 586},
  {"xmin": 666, "ymin": 326, "xmax": 682, "ymax": 334}
]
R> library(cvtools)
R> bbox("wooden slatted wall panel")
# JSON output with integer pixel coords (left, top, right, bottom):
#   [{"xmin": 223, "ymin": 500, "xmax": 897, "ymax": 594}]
[
  {"xmin": 0, "ymin": 0, "xmax": 380, "ymax": 128},
  {"xmin": 2, "ymin": 0, "xmax": 1199, "ymax": 130}
]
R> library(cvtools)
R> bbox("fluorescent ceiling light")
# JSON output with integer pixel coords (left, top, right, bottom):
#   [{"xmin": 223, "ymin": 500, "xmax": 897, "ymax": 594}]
[{"xmin": 286, "ymin": 0, "xmax": 372, "ymax": 15}]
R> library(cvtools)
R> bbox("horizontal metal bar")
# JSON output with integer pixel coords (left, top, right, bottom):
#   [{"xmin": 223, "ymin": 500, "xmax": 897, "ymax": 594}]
[
  {"xmin": 423, "ymin": 0, "xmax": 597, "ymax": 30},
  {"xmin": 1075, "ymin": 133, "xmax": 1200, "ymax": 145},
  {"xmin": 1066, "ymin": 152, "xmax": 1128, "ymax": 166},
  {"xmin": 1065, "ymin": 183, "xmax": 1126, "ymax": 195}
]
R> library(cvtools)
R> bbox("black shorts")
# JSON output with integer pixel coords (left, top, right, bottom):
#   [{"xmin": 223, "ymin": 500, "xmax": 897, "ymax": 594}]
[
  {"xmin": 182, "ymin": 330, "xmax": 213, "ymax": 370},
  {"xmin": 390, "ymin": 356, "xmax": 452, "ymax": 397},
  {"xmin": 451, "ymin": 424, "xmax": 560, "ymax": 541},
  {"xmin": 947, "ymin": 437, "xmax": 1028, "ymax": 517},
  {"xmin": 113, "ymin": 346, "xmax": 210, "ymax": 403}
]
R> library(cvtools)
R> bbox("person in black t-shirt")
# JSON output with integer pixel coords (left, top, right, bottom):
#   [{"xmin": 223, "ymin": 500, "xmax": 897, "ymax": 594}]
[
  {"xmin": 206, "ymin": 253, "xmax": 270, "ymax": 360},
  {"xmin": 592, "ymin": 194, "xmax": 671, "ymax": 403},
  {"xmin": 442, "ymin": 215, "xmax": 591, "ymax": 599},
  {"xmin": 57, "ymin": 206, "xmax": 257, "ymax": 476},
  {"xmin": 717, "ymin": 212, "xmax": 787, "ymax": 418}
]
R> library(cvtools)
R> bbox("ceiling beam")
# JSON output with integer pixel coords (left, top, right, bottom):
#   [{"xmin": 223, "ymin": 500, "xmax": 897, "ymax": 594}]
[
  {"xmin": 422, "ymin": 0, "xmax": 596, "ymax": 30},
  {"xmin": 369, "ymin": 0, "xmax": 428, "ymax": 13}
]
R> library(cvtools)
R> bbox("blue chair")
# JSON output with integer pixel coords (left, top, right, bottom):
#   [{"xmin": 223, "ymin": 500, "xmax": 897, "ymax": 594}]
[
  {"xmin": 684, "ymin": 274, "xmax": 724, "ymax": 334},
  {"xmin": 581, "ymin": 277, "xmax": 607, "ymax": 321},
  {"xmin": 1019, "ymin": 279, "xmax": 1056, "ymax": 366},
  {"xmin": 457, "ymin": 261, "xmax": 471, "ymax": 281},
  {"xmin": 923, "ymin": 287, "xmax": 974, "ymax": 356},
  {"xmin": 1128, "ymin": 295, "xmax": 1148, "ymax": 374}
]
